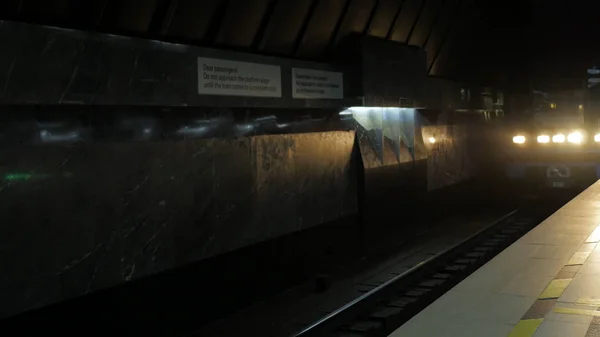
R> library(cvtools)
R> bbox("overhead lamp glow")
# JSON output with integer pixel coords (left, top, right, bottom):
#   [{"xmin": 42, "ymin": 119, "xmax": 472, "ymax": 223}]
[
  {"xmin": 428, "ymin": 137, "xmax": 436, "ymax": 144},
  {"xmin": 513, "ymin": 135, "xmax": 526, "ymax": 144},
  {"xmin": 537, "ymin": 135, "xmax": 550, "ymax": 143},
  {"xmin": 552, "ymin": 134, "xmax": 565, "ymax": 143},
  {"xmin": 595, "ymin": 134, "xmax": 600, "ymax": 142},
  {"xmin": 567, "ymin": 131, "xmax": 584, "ymax": 144}
]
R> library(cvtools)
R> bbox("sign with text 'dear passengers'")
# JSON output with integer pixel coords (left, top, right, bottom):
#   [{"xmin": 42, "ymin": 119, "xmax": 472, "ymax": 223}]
[
  {"xmin": 291, "ymin": 68, "xmax": 343, "ymax": 99},
  {"xmin": 197, "ymin": 57, "xmax": 282, "ymax": 97}
]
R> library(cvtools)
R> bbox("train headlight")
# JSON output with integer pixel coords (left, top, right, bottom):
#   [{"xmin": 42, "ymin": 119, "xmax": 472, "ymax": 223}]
[
  {"xmin": 595, "ymin": 134, "xmax": 600, "ymax": 142},
  {"xmin": 537, "ymin": 135, "xmax": 550, "ymax": 143},
  {"xmin": 552, "ymin": 134, "xmax": 566, "ymax": 143},
  {"xmin": 567, "ymin": 131, "xmax": 584, "ymax": 144},
  {"xmin": 512, "ymin": 135, "xmax": 526, "ymax": 144}
]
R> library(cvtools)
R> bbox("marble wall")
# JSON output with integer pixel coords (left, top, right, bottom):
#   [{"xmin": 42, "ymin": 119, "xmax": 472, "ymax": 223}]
[
  {"xmin": 0, "ymin": 21, "xmax": 360, "ymax": 108},
  {"xmin": 0, "ymin": 130, "xmax": 357, "ymax": 317},
  {"xmin": 342, "ymin": 107, "xmax": 490, "ymax": 192},
  {"xmin": 359, "ymin": 37, "xmax": 428, "ymax": 107},
  {"xmin": 343, "ymin": 107, "xmax": 422, "ymax": 170},
  {"xmin": 422, "ymin": 125, "xmax": 473, "ymax": 191},
  {"xmin": 0, "ymin": 20, "xmax": 502, "ymax": 321}
]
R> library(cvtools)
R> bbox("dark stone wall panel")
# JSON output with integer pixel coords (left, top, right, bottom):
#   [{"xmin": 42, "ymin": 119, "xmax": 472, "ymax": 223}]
[
  {"xmin": 251, "ymin": 135, "xmax": 298, "ymax": 242},
  {"xmin": 0, "ymin": 21, "xmax": 359, "ymax": 108},
  {"xmin": 0, "ymin": 130, "xmax": 357, "ymax": 318},
  {"xmin": 425, "ymin": 77, "xmax": 462, "ymax": 110},
  {"xmin": 360, "ymin": 37, "xmax": 428, "ymax": 106},
  {"xmin": 293, "ymin": 132, "xmax": 357, "ymax": 227},
  {"xmin": 423, "ymin": 124, "xmax": 472, "ymax": 190}
]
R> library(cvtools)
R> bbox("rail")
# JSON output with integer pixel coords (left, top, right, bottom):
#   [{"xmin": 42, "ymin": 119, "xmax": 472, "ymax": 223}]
[{"xmin": 292, "ymin": 209, "xmax": 527, "ymax": 337}]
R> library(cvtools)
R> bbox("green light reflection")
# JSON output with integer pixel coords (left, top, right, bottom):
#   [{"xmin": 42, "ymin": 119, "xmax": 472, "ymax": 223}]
[{"xmin": 2, "ymin": 172, "xmax": 72, "ymax": 182}]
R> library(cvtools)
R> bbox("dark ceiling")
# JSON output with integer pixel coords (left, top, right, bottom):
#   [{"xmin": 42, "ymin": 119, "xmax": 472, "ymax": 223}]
[
  {"xmin": 1, "ymin": 0, "xmax": 595, "ymax": 90},
  {"xmin": 529, "ymin": 1, "xmax": 600, "ymax": 90}
]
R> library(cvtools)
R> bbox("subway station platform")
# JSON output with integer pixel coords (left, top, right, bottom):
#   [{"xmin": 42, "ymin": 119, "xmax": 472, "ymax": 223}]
[{"xmin": 389, "ymin": 181, "xmax": 600, "ymax": 337}]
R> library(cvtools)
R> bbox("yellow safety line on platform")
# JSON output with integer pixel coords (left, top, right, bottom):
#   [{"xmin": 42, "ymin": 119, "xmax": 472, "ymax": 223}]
[
  {"xmin": 539, "ymin": 279, "xmax": 572, "ymax": 299},
  {"xmin": 576, "ymin": 298, "xmax": 600, "ymax": 307},
  {"xmin": 509, "ymin": 222, "xmax": 600, "ymax": 335},
  {"xmin": 554, "ymin": 307, "xmax": 600, "ymax": 316},
  {"xmin": 586, "ymin": 226, "xmax": 600, "ymax": 243},
  {"xmin": 567, "ymin": 252, "xmax": 591, "ymax": 266},
  {"xmin": 507, "ymin": 319, "xmax": 543, "ymax": 337}
]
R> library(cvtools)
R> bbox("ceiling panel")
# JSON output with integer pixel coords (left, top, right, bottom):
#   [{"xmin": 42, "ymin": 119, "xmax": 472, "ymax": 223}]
[
  {"xmin": 388, "ymin": 0, "xmax": 424, "ymax": 43},
  {"xmin": 99, "ymin": 0, "xmax": 159, "ymax": 34},
  {"xmin": 0, "ymin": 0, "xmax": 22, "ymax": 20},
  {"xmin": 166, "ymin": 0, "xmax": 222, "ymax": 42},
  {"xmin": 428, "ymin": 0, "xmax": 470, "ymax": 77},
  {"xmin": 295, "ymin": 0, "xmax": 348, "ymax": 58},
  {"xmin": 258, "ymin": 1, "xmax": 314, "ymax": 55},
  {"xmin": 19, "ymin": 0, "xmax": 71, "ymax": 23},
  {"xmin": 365, "ymin": 0, "xmax": 404, "ymax": 38},
  {"xmin": 407, "ymin": 0, "xmax": 442, "ymax": 47},
  {"xmin": 424, "ymin": 0, "xmax": 459, "ymax": 70},
  {"xmin": 215, "ymin": 0, "xmax": 271, "ymax": 48},
  {"xmin": 330, "ymin": 0, "xmax": 376, "ymax": 48}
]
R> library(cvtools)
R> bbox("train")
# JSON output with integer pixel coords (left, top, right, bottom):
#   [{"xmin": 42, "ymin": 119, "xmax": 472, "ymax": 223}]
[{"xmin": 505, "ymin": 88, "xmax": 600, "ymax": 190}]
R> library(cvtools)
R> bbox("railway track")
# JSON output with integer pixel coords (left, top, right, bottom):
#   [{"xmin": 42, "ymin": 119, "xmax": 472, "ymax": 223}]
[{"xmin": 292, "ymin": 197, "xmax": 569, "ymax": 337}]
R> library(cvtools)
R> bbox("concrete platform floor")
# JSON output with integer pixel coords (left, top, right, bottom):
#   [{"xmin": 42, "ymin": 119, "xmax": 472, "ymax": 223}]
[{"xmin": 388, "ymin": 181, "xmax": 600, "ymax": 337}]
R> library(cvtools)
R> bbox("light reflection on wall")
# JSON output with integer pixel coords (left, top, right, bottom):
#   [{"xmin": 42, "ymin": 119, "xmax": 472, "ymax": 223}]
[
  {"xmin": 340, "ymin": 106, "xmax": 418, "ymax": 168},
  {"xmin": 340, "ymin": 106, "xmax": 471, "ymax": 191},
  {"xmin": 422, "ymin": 125, "xmax": 472, "ymax": 190},
  {"xmin": 421, "ymin": 126, "xmax": 447, "ymax": 152},
  {"xmin": 2, "ymin": 172, "xmax": 72, "ymax": 182}
]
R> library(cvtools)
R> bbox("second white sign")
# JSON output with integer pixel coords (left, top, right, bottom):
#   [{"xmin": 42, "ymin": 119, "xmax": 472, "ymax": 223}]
[{"xmin": 291, "ymin": 68, "xmax": 344, "ymax": 99}]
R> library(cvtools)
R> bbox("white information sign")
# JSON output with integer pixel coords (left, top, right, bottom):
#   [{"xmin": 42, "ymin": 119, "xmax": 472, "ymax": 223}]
[
  {"xmin": 291, "ymin": 68, "xmax": 344, "ymax": 99},
  {"xmin": 197, "ymin": 57, "xmax": 282, "ymax": 97}
]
